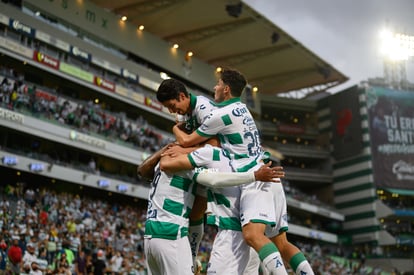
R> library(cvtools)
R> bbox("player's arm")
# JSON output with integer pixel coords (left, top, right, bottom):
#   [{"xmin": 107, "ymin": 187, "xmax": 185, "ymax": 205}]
[
  {"xmin": 137, "ymin": 143, "xmax": 175, "ymax": 180},
  {"xmin": 196, "ymin": 162, "xmax": 284, "ymax": 188},
  {"xmin": 160, "ymin": 144, "xmax": 200, "ymax": 158},
  {"xmin": 159, "ymin": 153, "xmax": 194, "ymax": 173},
  {"xmin": 173, "ymin": 124, "xmax": 208, "ymax": 147},
  {"xmin": 161, "ymin": 153, "xmax": 284, "ymax": 187}
]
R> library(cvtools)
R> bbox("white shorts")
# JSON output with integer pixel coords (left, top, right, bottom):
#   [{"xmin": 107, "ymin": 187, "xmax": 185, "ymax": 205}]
[
  {"xmin": 207, "ymin": 230, "xmax": 250, "ymax": 274},
  {"xmin": 239, "ymin": 180, "xmax": 276, "ymax": 227},
  {"xmin": 243, "ymin": 247, "xmax": 260, "ymax": 275},
  {"xmin": 145, "ymin": 237, "xmax": 193, "ymax": 275},
  {"xmin": 265, "ymin": 183, "xmax": 288, "ymax": 238}
]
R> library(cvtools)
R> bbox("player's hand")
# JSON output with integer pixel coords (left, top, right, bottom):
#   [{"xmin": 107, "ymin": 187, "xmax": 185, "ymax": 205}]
[
  {"xmin": 161, "ymin": 145, "xmax": 188, "ymax": 158},
  {"xmin": 192, "ymin": 259, "xmax": 202, "ymax": 274},
  {"xmin": 254, "ymin": 162, "xmax": 285, "ymax": 182},
  {"xmin": 160, "ymin": 142, "xmax": 178, "ymax": 154}
]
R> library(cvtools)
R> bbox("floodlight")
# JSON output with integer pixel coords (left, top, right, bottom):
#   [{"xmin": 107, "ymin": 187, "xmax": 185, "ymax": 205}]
[{"xmin": 379, "ymin": 29, "xmax": 414, "ymax": 61}]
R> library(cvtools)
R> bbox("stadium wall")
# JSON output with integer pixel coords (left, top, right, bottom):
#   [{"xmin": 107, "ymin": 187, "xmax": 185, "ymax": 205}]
[{"xmin": 319, "ymin": 86, "xmax": 396, "ymax": 246}]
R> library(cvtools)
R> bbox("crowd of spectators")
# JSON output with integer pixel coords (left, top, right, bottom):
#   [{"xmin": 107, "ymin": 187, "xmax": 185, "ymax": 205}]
[
  {"xmin": 0, "ymin": 182, "xmax": 400, "ymax": 275},
  {"xmin": 0, "ymin": 184, "xmax": 148, "ymax": 274},
  {"xmin": 0, "ymin": 67, "xmax": 173, "ymax": 155}
]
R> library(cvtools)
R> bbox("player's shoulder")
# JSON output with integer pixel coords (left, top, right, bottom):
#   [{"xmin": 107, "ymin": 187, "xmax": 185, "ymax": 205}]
[
  {"xmin": 194, "ymin": 145, "xmax": 224, "ymax": 157},
  {"xmin": 196, "ymin": 95, "xmax": 215, "ymax": 109}
]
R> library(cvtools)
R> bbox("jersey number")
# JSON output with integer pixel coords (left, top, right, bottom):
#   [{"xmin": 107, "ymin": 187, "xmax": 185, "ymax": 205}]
[
  {"xmin": 244, "ymin": 130, "xmax": 260, "ymax": 156},
  {"xmin": 149, "ymin": 170, "xmax": 161, "ymax": 200}
]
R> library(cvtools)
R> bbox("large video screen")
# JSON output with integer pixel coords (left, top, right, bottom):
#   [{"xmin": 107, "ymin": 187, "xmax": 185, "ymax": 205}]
[{"xmin": 367, "ymin": 86, "xmax": 414, "ymax": 190}]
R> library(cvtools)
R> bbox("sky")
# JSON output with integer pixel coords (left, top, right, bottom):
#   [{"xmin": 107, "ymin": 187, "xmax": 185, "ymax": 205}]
[{"xmin": 244, "ymin": 0, "xmax": 414, "ymax": 93}]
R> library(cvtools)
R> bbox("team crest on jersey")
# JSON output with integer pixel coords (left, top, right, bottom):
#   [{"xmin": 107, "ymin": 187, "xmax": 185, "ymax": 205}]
[
  {"xmin": 200, "ymin": 124, "xmax": 209, "ymax": 131},
  {"xmin": 147, "ymin": 208, "xmax": 157, "ymax": 219}
]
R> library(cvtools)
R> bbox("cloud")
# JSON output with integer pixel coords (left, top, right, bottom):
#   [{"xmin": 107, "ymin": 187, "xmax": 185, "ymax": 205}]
[{"xmin": 245, "ymin": 0, "xmax": 414, "ymax": 92}]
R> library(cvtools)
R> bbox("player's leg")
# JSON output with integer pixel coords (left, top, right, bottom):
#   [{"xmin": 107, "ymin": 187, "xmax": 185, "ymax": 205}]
[
  {"xmin": 243, "ymin": 222, "xmax": 286, "ymax": 275},
  {"xmin": 244, "ymin": 247, "xmax": 261, "ymax": 275},
  {"xmin": 145, "ymin": 237, "xmax": 193, "ymax": 275},
  {"xmin": 240, "ymin": 184, "xmax": 287, "ymax": 275},
  {"xmin": 267, "ymin": 183, "xmax": 314, "ymax": 275},
  {"xmin": 207, "ymin": 230, "xmax": 250, "ymax": 274},
  {"xmin": 270, "ymin": 232, "xmax": 314, "ymax": 275},
  {"xmin": 189, "ymin": 195, "xmax": 207, "ymax": 273}
]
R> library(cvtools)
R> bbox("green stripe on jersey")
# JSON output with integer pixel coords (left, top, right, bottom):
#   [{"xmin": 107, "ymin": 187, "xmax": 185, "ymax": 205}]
[
  {"xmin": 163, "ymin": 198, "xmax": 184, "ymax": 216},
  {"xmin": 207, "ymin": 190, "xmax": 214, "ymax": 202},
  {"xmin": 221, "ymin": 114, "xmax": 232, "ymax": 125},
  {"xmin": 206, "ymin": 214, "xmax": 216, "ymax": 225},
  {"xmin": 145, "ymin": 220, "xmax": 182, "ymax": 240},
  {"xmin": 219, "ymin": 217, "xmax": 242, "ymax": 231},
  {"xmin": 196, "ymin": 129, "xmax": 214, "ymax": 137},
  {"xmin": 170, "ymin": 175, "xmax": 192, "ymax": 191},
  {"xmin": 212, "ymin": 149, "xmax": 221, "ymax": 161},
  {"xmin": 225, "ymin": 133, "xmax": 243, "ymax": 144},
  {"xmin": 213, "ymin": 192, "xmax": 231, "ymax": 207},
  {"xmin": 236, "ymin": 159, "xmax": 258, "ymax": 172},
  {"xmin": 183, "ymin": 206, "xmax": 192, "ymax": 218},
  {"xmin": 187, "ymin": 154, "xmax": 197, "ymax": 168},
  {"xmin": 180, "ymin": 227, "xmax": 189, "ymax": 238}
]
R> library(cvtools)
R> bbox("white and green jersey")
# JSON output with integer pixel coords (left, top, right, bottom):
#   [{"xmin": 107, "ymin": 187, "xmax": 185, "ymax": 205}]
[
  {"xmin": 144, "ymin": 163, "xmax": 197, "ymax": 240},
  {"xmin": 196, "ymin": 97, "xmax": 262, "ymax": 172},
  {"xmin": 189, "ymin": 145, "xmax": 242, "ymax": 231},
  {"xmin": 182, "ymin": 94, "xmax": 216, "ymax": 133}
]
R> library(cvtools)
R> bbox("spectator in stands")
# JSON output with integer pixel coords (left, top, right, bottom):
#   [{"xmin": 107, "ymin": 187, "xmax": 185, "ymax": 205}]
[
  {"xmin": 22, "ymin": 242, "xmax": 38, "ymax": 271},
  {"xmin": 75, "ymin": 250, "xmax": 87, "ymax": 275},
  {"xmin": 109, "ymin": 250, "xmax": 123, "ymax": 274},
  {"xmin": 93, "ymin": 249, "xmax": 106, "ymax": 275},
  {"xmin": 7, "ymin": 236, "xmax": 22, "ymax": 274},
  {"xmin": 32, "ymin": 261, "xmax": 44, "ymax": 275},
  {"xmin": 0, "ymin": 240, "xmax": 7, "ymax": 274}
]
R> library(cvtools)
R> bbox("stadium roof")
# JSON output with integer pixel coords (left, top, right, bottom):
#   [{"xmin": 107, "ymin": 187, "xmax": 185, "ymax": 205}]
[{"xmin": 90, "ymin": 0, "xmax": 349, "ymax": 95}]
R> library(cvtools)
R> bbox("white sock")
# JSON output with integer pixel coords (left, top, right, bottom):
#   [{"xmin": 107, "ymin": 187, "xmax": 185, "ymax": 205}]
[
  {"xmin": 188, "ymin": 220, "xmax": 203, "ymax": 272},
  {"xmin": 262, "ymin": 251, "xmax": 288, "ymax": 275},
  {"xmin": 295, "ymin": 261, "xmax": 314, "ymax": 275},
  {"xmin": 290, "ymin": 252, "xmax": 314, "ymax": 275}
]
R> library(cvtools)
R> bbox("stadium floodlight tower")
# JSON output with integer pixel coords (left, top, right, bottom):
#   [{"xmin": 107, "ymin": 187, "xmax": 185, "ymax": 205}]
[{"xmin": 379, "ymin": 29, "xmax": 414, "ymax": 90}]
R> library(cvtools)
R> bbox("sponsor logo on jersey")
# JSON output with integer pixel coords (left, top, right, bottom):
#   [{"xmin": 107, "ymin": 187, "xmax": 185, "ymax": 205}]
[
  {"xmin": 243, "ymin": 116, "xmax": 256, "ymax": 128},
  {"xmin": 232, "ymin": 106, "xmax": 248, "ymax": 117}
]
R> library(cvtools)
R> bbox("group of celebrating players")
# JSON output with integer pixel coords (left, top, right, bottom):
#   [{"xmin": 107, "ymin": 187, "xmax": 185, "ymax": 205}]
[{"xmin": 138, "ymin": 68, "xmax": 315, "ymax": 275}]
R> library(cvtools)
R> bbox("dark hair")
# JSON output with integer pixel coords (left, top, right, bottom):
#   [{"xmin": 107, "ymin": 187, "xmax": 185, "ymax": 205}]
[
  {"xmin": 220, "ymin": 68, "xmax": 247, "ymax": 97},
  {"xmin": 156, "ymin": 78, "xmax": 188, "ymax": 102}
]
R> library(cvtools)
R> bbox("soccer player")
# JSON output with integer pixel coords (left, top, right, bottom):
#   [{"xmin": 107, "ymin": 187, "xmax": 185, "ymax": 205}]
[
  {"xmin": 160, "ymin": 143, "xmax": 285, "ymax": 274},
  {"xmin": 162, "ymin": 70, "xmax": 313, "ymax": 275},
  {"xmin": 156, "ymin": 78, "xmax": 217, "ymax": 271},
  {"xmin": 163, "ymin": 69, "xmax": 286, "ymax": 274},
  {"xmin": 156, "ymin": 78, "xmax": 216, "ymax": 133},
  {"xmin": 138, "ymin": 143, "xmax": 283, "ymax": 275},
  {"xmin": 165, "ymin": 68, "xmax": 313, "ymax": 274}
]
